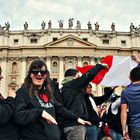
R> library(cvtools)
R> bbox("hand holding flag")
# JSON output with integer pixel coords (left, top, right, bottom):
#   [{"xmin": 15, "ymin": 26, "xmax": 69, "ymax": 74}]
[{"xmin": 76, "ymin": 55, "xmax": 138, "ymax": 86}]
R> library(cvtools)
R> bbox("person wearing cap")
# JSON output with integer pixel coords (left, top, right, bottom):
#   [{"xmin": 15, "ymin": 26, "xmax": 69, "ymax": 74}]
[{"xmin": 0, "ymin": 66, "xmax": 19, "ymax": 140}]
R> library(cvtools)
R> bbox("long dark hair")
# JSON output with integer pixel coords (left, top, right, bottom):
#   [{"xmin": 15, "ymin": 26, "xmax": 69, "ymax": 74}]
[{"xmin": 23, "ymin": 59, "xmax": 54, "ymax": 98}]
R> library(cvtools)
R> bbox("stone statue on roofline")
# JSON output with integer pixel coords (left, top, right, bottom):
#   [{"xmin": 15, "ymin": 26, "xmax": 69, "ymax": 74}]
[
  {"xmin": 41, "ymin": 21, "xmax": 46, "ymax": 30},
  {"xmin": 76, "ymin": 20, "xmax": 81, "ymax": 30},
  {"xmin": 5, "ymin": 22, "xmax": 10, "ymax": 31},
  {"xmin": 24, "ymin": 22, "xmax": 28, "ymax": 30},
  {"xmin": 58, "ymin": 20, "xmax": 63, "ymax": 28},
  {"xmin": 94, "ymin": 22, "xmax": 99, "ymax": 31},
  {"xmin": 0, "ymin": 25, "xmax": 5, "ymax": 32},
  {"xmin": 48, "ymin": 20, "xmax": 52, "ymax": 29},
  {"xmin": 68, "ymin": 18, "xmax": 74, "ymax": 29},
  {"xmin": 111, "ymin": 22, "xmax": 115, "ymax": 31},
  {"xmin": 87, "ymin": 21, "xmax": 92, "ymax": 30},
  {"xmin": 130, "ymin": 23, "xmax": 135, "ymax": 32}
]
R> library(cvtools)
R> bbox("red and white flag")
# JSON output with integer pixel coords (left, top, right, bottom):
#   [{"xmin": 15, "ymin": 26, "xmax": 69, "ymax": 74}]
[{"xmin": 76, "ymin": 55, "xmax": 138, "ymax": 86}]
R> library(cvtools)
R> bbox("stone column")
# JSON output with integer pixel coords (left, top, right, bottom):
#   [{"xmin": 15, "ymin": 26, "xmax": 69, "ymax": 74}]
[
  {"xmin": 59, "ymin": 56, "xmax": 64, "ymax": 88},
  {"xmin": 90, "ymin": 56, "xmax": 96, "ymax": 65},
  {"xmin": 4, "ymin": 34, "xmax": 9, "ymax": 46},
  {"xmin": 0, "ymin": 57, "xmax": 8, "ymax": 97},
  {"xmin": 130, "ymin": 34, "xmax": 136, "ymax": 47},
  {"xmin": 77, "ymin": 56, "xmax": 82, "ymax": 66},
  {"xmin": 23, "ymin": 31, "xmax": 28, "ymax": 46},
  {"xmin": 21, "ymin": 57, "xmax": 27, "ymax": 84},
  {"xmin": 46, "ymin": 56, "xmax": 51, "ymax": 72},
  {"xmin": 59, "ymin": 28, "xmax": 63, "ymax": 36}
]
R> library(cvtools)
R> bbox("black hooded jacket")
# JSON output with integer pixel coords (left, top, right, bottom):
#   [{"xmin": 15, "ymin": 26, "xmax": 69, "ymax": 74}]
[
  {"xmin": 84, "ymin": 88, "xmax": 114, "ymax": 126},
  {"xmin": 0, "ymin": 96, "xmax": 19, "ymax": 140},
  {"xmin": 61, "ymin": 64, "xmax": 105, "ymax": 128},
  {"xmin": 14, "ymin": 86, "xmax": 78, "ymax": 140}
]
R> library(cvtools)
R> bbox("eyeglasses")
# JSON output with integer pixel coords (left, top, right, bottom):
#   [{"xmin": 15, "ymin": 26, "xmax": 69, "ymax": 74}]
[{"xmin": 30, "ymin": 69, "xmax": 48, "ymax": 76}]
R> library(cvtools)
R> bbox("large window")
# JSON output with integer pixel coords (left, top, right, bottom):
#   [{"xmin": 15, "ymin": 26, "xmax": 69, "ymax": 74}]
[
  {"xmin": 53, "ymin": 37, "xmax": 58, "ymax": 42},
  {"xmin": 30, "ymin": 38, "xmax": 38, "ymax": 43},
  {"xmin": 121, "ymin": 40, "xmax": 126, "ymax": 46},
  {"xmin": 102, "ymin": 39, "xmax": 109, "ymax": 44},
  {"xmin": 13, "ymin": 39, "xmax": 19, "ymax": 45},
  {"xmin": 83, "ymin": 38, "xmax": 88, "ymax": 41}
]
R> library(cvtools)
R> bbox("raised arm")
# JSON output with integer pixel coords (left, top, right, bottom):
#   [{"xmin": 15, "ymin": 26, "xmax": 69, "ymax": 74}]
[
  {"xmin": 70, "ymin": 63, "xmax": 107, "ymax": 89},
  {"xmin": 131, "ymin": 53, "xmax": 140, "ymax": 64},
  {"xmin": 93, "ymin": 87, "xmax": 114, "ymax": 105}
]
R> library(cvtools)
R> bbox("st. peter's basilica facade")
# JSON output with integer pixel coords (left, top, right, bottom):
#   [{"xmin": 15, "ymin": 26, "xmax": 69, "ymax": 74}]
[{"xmin": 0, "ymin": 20, "xmax": 140, "ymax": 97}]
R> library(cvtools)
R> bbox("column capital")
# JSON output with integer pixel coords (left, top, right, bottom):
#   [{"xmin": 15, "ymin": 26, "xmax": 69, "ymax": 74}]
[
  {"xmin": 90, "ymin": 56, "xmax": 95, "ymax": 59},
  {"xmin": 20, "ymin": 57, "xmax": 27, "ymax": 62},
  {"xmin": 1, "ymin": 57, "xmax": 8, "ymax": 62},
  {"xmin": 77, "ymin": 56, "xmax": 82, "ymax": 67},
  {"xmin": 59, "ymin": 56, "xmax": 64, "ymax": 60},
  {"xmin": 90, "ymin": 56, "xmax": 96, "ymax": 65},
  {"xmin": 77, "ymin": 56, "xmax": 82, "ymax": 59},
  {"xmin": 39, "ymin": 56, "xmax": 46, "ymax": 61},
  {"xmin": 46, "ymin": 56, "xmax": 51, "ymax": 59}
]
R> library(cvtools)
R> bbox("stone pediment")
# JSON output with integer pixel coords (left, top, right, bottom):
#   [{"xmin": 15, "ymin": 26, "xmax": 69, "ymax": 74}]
[{"xmin": 44, "ymin": 35, "xmax": 96, "ymax": 48}]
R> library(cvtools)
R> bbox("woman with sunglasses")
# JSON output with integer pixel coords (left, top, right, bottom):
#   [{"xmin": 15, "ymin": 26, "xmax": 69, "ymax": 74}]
[
  {"xmin": 14, "ymin": 59, "xmax": 91, "ymax": 140},
  {"xmin": 0, "ymin": 66, "xmax": 19, "ymax": 140}
]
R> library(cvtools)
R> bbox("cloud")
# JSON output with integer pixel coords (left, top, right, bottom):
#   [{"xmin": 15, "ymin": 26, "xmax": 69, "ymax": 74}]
[{"xmin": 0, "ymin": 0, "xmax": 139, "ymax": 31}]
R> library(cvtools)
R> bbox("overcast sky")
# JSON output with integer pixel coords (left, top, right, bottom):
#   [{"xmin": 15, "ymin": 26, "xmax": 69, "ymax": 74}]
[{"xmin": 0, "ymin": 0, "xmax": 139, "ymax": 31}]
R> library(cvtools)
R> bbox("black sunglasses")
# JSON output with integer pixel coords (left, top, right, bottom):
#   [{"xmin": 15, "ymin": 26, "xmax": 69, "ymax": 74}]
[{"xmin": 31, "ymin": 69, "xmax": 48, "ymax": 76}]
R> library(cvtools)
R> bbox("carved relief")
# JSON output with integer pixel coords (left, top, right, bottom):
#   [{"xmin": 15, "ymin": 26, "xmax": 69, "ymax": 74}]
[
  {"xmin": 21, "ymin": 57, "xmax": 27, "ymax": 62},
  {"xmin": 0, "ymin": 57, "xmax": 27, "ymax": 62},
  {"xmin": 0, "ymin": 57, "xmax": 7, "ymax": 62},
  {"xmin": 9, "ymin": 57, "xmax": 21, "ymax": 61},
  {"xmin": 67, "ymin": 37, "xmax": 74, "ymax": 46}
]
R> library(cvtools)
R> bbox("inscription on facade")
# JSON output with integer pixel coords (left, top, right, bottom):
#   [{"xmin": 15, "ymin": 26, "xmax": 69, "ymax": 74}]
[{"xmin": 47, "ymin": 48, "xmax": 95, "ymax": 56}]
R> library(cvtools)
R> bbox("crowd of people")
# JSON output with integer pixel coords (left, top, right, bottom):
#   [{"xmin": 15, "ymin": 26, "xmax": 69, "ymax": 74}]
[{"xmin": 0, "ymin": 54, "xmax": 140, "ymax": 140}]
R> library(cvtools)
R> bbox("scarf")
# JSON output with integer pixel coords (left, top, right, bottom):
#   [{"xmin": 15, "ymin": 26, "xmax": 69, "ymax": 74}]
[{"xmin": 61, "ymin": 76, "xmax": 74, "ymax": 85}]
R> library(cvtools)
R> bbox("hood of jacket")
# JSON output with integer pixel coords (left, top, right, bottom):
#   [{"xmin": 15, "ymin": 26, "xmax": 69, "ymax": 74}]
[{"xmin": 61, "ymin": 76, "xmax": 74, "ymax": 85}]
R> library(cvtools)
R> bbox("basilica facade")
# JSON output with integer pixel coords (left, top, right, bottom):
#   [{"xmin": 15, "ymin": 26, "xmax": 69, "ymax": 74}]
[{"xmin": 0, "ymin": 20, "xmax": 140, "ymax": 97}]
